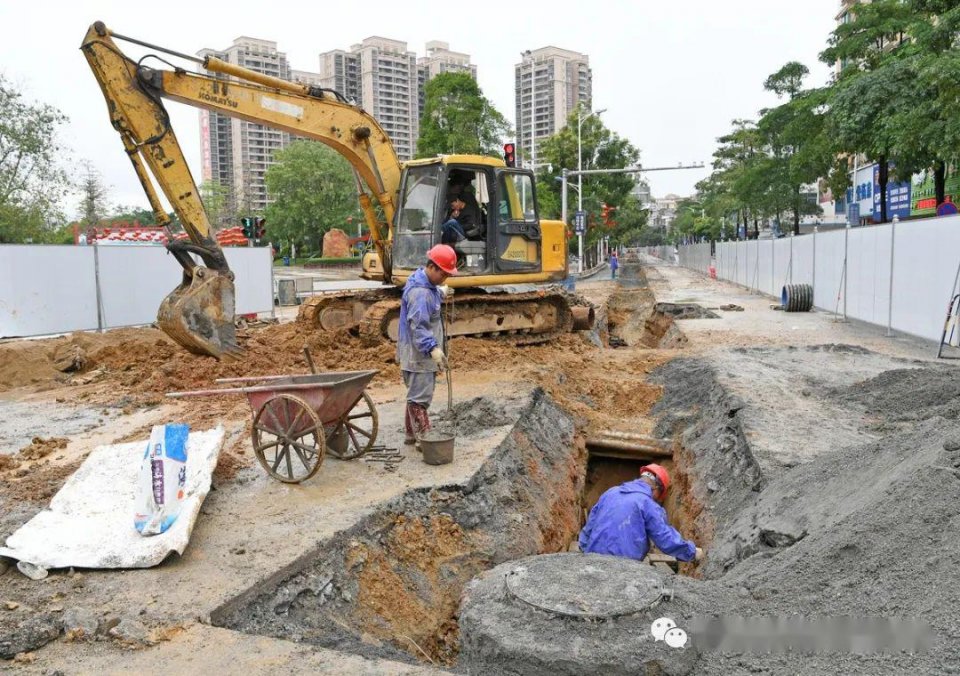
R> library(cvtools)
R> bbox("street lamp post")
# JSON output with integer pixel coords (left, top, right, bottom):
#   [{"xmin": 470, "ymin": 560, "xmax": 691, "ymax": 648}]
[{"xmin": 577, "ymin": 107, "xmax": 606, "ymax": 272}]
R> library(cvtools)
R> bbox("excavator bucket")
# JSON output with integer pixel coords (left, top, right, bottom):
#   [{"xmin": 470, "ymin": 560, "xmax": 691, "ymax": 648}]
[{"xmin": 157, "ymin": 268, "xmax": 240, "ymax": 359}]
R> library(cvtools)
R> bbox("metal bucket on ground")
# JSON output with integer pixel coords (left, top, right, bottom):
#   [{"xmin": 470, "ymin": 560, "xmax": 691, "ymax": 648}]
[
  {"xmin": 420, "ymin": 314, "xmax": 456, "ymax": 465},
  {"xmin": 419, "ymin": 430, "xmax": 454, "ymax": 465}
]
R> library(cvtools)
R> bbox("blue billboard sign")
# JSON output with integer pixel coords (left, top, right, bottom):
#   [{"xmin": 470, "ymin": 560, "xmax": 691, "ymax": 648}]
[{"xmin": 873, "ymin": 164, "xmax": 912, "ymax": 220}]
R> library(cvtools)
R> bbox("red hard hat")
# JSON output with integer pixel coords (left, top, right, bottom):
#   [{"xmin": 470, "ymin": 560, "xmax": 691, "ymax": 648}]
[
  {"xmin": 640, "ymin": 463, "xmax": 670, "ymax": 497},
  {"xmin": 427, "ymin": 244, "xmax": 458, "ymax": 275}
]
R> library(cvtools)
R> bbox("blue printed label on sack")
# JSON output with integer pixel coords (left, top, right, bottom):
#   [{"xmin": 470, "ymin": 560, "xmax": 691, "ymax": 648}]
[{"xmin": 163, "ymin": 424, "xmax": 190, "ymax": 463}]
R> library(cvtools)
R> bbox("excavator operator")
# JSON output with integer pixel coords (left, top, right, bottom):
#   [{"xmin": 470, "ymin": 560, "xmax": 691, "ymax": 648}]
[{"xmin": 441, "ymin": 169, "xmax": 484, "ymax": 245}]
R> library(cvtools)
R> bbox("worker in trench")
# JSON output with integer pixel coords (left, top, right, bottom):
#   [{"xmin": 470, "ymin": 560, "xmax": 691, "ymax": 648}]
[
  {"xmin": 397, "ymin": 244, "xmax": 457, "ymax": 446},
  {"xmin": 578, "ymin": 464, "xmax": 704, "ymax": 563}
]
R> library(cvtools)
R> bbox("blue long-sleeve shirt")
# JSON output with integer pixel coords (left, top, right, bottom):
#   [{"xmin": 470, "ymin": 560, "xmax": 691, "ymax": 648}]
[
  {"xmin": 397, "ymin": 267, "xmax": 444, "ymax": 372},
  {"xmin": 578, "ymin": 479, "xmax": 696, "ymax": 562}
]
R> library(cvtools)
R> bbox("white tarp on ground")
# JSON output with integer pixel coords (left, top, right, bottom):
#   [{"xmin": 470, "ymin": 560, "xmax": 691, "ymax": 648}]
[{"xmin": 0, "ymin": 427, "xmax": 224, "ymax": 570}]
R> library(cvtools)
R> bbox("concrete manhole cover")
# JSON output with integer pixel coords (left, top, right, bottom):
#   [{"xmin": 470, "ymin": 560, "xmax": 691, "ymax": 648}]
[{"xmin": 505, "ymin": 553, "xmax": 667, "ymax": 619}]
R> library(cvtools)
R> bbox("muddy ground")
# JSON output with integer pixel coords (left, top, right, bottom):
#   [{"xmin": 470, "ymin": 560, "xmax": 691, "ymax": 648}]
[{"xmin": 2, "ymin": 260, "xmax": 959, "ymax": 674}]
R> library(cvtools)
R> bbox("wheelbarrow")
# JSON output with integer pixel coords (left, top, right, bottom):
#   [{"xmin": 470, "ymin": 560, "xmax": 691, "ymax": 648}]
[{"xmin": 167, "ymin": 369, "xmax": 379, "ymax": 483}]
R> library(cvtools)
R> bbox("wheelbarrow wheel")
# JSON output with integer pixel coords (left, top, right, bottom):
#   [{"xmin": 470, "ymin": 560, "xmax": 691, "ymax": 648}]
[
  {"xmin": 252, "ymin": 393, "xmax": 325, "ymax": 483},
  {"xmin": 328, "ymin": 391, "xmax": 379, "ymax": 460}
]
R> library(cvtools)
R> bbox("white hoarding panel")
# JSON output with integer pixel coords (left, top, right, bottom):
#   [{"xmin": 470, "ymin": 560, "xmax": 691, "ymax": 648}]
[
  {"xmin": 738, "ymin": 242, "xmax": 749, "ymax": 288},
  {"xmin": 813, "ymin": 230, "xmax": 845, "ymax": 311},
  {"xmin": 773, "ymin": 239, "xmax": 792, "ymax": 293},
  {"xmin": 717, "ymin": 242, "xmax": 732, "ymax": 280},
  {"xmin": 97, "ymin": 245, "xmax": 274, "ymax": 328},
  {"xmin": 224, "ymin": 247, "xmax": 274, "ymax": 314},
  {"xmin": 0, "ymin": 245, "xmax": 98, "ymax": 338},
  {"xmin": 891, "ymin": 215, "xmax": 960, "ymax": 341},
  {"xmin": 757, "ymin": 240, "xmax": 774, "ymax": 295},
  {"xmin": 96, "ymin": 245, "xmax": 184, "ymax": 328},
  {"xmin": 792, "ymin": 235, "xmax": 814, "ymax": 287},
  {"xmin": 845, "ymin": 225, "xmax": 891, "ymax": 327}
]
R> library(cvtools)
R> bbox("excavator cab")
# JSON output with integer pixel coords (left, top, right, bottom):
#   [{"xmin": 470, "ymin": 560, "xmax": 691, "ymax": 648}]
[{"xmin": 391, "ymin": 158, "xmax": 542, "ymax": 280}]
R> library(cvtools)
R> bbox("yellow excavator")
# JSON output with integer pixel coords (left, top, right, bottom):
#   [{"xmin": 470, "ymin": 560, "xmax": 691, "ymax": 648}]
[{"xmin": 81, "ymin": 22, "xmax": 593, "ymax": 358}]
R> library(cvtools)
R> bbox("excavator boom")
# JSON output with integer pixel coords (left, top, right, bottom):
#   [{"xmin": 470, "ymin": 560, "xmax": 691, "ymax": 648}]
[{"xmin": 80, "ymin": 21, "xmax": 402, "ymax": 357}]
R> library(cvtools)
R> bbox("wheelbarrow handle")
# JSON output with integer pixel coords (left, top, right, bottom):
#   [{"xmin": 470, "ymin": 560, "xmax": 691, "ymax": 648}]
[{"xmin": 166, "ymin": 387, "xmax": 250, "ymax": 398}]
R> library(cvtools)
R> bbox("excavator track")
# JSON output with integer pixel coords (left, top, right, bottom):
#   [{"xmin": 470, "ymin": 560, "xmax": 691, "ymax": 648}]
[
  {"xmin": 358, "ymin": 288, "xmax": 587, "ymax": 347},
  {"xmin": 298, "ymin": 288, "xmax": 398, "ymax": 331},
  {"xmin": 298, "ymin": 284, "xmax": 594, "ymax": 346}
]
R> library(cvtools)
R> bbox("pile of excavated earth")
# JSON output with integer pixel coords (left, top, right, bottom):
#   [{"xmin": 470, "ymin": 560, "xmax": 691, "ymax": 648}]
[{"xmin": 2, "ymin": 258, "xmax": 959, "ymax": 674}]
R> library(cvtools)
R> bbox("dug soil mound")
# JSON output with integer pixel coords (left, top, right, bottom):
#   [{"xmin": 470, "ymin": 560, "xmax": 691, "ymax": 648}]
[
  {"xmin": 0, "ymin": 324, "xmax": 399, "ymax": 405},
  {"xmin": 833, "ymin": 365, "xmax": 960, "ymax": 422},
  {"xmin": 648, "ymin": 357, "xmax": 960, "ymax": 674}
]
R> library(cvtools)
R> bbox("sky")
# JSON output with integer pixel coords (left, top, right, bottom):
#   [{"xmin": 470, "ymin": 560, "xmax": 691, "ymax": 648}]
[{"xmin": 1, "ymin": 0, "xmax": 839, "ymax": 218}]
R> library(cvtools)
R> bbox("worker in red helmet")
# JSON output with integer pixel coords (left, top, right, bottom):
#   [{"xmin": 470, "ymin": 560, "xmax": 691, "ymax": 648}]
[
  {"xmin": 397, "ymin": 244, "xmax": 458, "ymax": 446},
  {"xmin": 578, "ymin": 463, "xmax": 704, "ymax": 563}
]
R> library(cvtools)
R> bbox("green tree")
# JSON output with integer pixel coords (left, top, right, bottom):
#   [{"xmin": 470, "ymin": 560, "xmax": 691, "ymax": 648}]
[
  {"xmin": 78, "ymin": 160, "xmax": 109, "ymax": 226},
  {"xmin": 702, "ymin": 120, "xmax": 766, "ymax": 238},
  {"xmin": 110, "ymin": 205, "xmax": 157, "ymax": 225},
  {"xmin": 0, "ymin": 75, "xmax": 72, "ymax": 243},
  {"xmin": 883, "ymin": 1, "xmax": 960, "ymax": 204},
  {"xmin": 536, "ymin": 105, "xmax": 641, "ymax": 251},
  {"xmin": 820, "ymin": 0, "xmax": 914, "ymax": 223},
  {"xmin": 757, "ymin": 64, "xmax": 830, "ymax": 234},
  {"xmin": 199, "ymin": 179, "xmax": 233, "ymax": 229},
  {"xmin": 264, "ymin": 140, "xmax": 358, "ymax": 254},
  {"xmin": 416, "ymin": 73, "xmax": 511, "ymax": 158}
]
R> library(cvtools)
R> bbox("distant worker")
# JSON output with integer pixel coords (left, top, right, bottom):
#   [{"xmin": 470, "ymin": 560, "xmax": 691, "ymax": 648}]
[
  {"xmin": 610, "ymin": 251, "xmax": 619, "ymax": 280},
  {"xmin": 397, "ymin": 244, "xmax": 457, "ymax": 446},
  {"xmin": 578, "ymin": 464, "xmax": 704, "ymax": 563}
]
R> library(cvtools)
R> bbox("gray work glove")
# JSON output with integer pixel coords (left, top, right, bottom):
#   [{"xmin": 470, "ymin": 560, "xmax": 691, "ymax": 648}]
[{"xmin": 430, "ymin": 347, "xmax": 448, "ymax": 371}]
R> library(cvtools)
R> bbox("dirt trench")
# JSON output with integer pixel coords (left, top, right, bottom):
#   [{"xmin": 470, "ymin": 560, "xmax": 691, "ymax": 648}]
[{"xmin": 212, "ymin": 390, "xmax": 586, "ymax": 666}]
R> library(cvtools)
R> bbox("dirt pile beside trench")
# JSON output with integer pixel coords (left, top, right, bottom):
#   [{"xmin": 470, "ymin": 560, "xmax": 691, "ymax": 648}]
[
  {"xmin": 649, "ymin": 357, "xmax": 960, "ymax": 674},
  {"xmin": 833, "ymin": 365, "xmax": 960, "ymax": 423},
  {"xmin": 0, "ymin": 323, "xmax": 400, "ymax": 404}
]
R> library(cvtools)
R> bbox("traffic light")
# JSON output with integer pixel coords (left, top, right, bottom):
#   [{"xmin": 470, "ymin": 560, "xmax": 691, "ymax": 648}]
[
  {"xmin": 255, "ymin": 217, "xmax": 266, "ymax": 240},
  {"xmin": 503, "ymin": 143, "xmax": 516, "ymax": 168},
  {"xmin": 241, "ymin": 216, "xmax": 253, "ymax": 238}
]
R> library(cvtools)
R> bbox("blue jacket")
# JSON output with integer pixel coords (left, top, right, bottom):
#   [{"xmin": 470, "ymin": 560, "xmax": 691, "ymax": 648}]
[
  {"xmin": 610, "ymin": 255, "xmax": 619, "ymax": 270},
  {"xmin": 578, "ymin": 479, "xmax": 696, "ymax": 562},
  {"xmin": 397, "ymin": 267, "xmax": 444, "ymax": 372}
]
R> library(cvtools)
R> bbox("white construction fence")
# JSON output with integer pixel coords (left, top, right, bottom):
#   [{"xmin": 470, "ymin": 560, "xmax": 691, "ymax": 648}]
[
  {"xmin": 653, "ymin": 214, "xmax": 960, "ymax": 344},
  {"xmin": 0, "ymin": 244, "xmax": 274, "ymax": 339}
]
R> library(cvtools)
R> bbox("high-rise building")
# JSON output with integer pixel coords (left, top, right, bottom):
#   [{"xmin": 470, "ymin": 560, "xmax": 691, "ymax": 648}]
[
  {"xmin": 197, "ymin": 37, "xmax": 316, "ymax": 217},
  {"xmin": 317, "ymin": 50, "xmax": 361, "ymax": 104},
  {"xmin": 319, "ymin": 38, "xmax": 476, "ymax": 161},
  {"xmin": 515, "ymin": 47, "xmax": 592, "ymax": 169},
  {"xmin": 417, "ymin": 41, "xmax": 477, "ymax": 119},
  {"xmin": 320, "ymin": 37, "xmax": 420, "ymax": 160}
]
